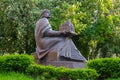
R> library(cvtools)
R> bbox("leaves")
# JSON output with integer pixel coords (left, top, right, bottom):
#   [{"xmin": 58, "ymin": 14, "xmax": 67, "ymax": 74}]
[{"xmin": 0, "ymin": 0, "xmax": 120, "ymax": 58}]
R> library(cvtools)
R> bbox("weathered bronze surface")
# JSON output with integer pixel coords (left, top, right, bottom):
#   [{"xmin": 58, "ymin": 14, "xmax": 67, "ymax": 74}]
[{"xmin": 34, "ymin": 9, "xmax": 87, "ymax": 68}]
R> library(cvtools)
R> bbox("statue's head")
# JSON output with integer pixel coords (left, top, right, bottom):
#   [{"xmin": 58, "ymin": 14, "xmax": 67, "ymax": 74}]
[{"xmin": 40, "ymin": 9, "xmax": 51, "ymax": 19}]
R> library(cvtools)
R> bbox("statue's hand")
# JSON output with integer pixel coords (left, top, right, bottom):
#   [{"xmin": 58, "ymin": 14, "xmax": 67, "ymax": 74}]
[
  {"xmin": 60, "ymin": 31, "xmax": 67, "ymax": 37},
  {"xmin": 60, "ymin": 31, "xmax": 77, "ymax": 37},
  {"xmin": 69, "ymin": 31, "xmax": 77, "ymax": 36},
  {"xmin": 65, "ymin": 31, "xmax": 77, "ymax": 37}
]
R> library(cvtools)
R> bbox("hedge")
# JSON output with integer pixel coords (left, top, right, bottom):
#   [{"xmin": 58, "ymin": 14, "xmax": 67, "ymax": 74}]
[
  {"xmin": 87, "ymin": 58, "xmax": 120, "ymax": 79},
  {"xmin": 26, "ymin": 64, "xmax": 98, "ymax": 80},
  {"xmin": 0, "ymin": 54, "xmax": 34, "ymax": 72},
  {"xmin": 0, "ymin": 54, "xmax": 98, "ymax": 80}
]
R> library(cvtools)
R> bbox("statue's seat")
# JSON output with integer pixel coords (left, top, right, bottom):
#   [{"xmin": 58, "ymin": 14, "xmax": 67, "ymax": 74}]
[{"xmin": 33, "ymin": 52, "xmax": 86, "ymax": 68}]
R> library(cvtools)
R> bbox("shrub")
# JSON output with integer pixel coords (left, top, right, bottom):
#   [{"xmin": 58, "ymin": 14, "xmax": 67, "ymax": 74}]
[
  {"xmin": 0, "ymin": 54, "xmax": 34, "ymax": 72},
  {"xmin": 26, "ymin": 64, "xmax": 98, "ymax": 80},
  {"xmin": 0, "ymin": 54, "xmax": 98, "ymax": 79},
  {"xmin": 87, "ymin": 58, "xmax": 120, "ymax": 79}
]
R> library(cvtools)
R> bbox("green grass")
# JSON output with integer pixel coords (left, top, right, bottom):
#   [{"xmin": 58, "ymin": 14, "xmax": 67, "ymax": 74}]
[
  {"xmin": 105, "ymin": 78, "xmax": 120, "ymax": 80},
  {"xmin": 0, "ymin": 72, "xmax": 33, "ymax": 80},
  {"xmin": 0, "ymin": 71, "xmax": 120, "ymax": 80}
]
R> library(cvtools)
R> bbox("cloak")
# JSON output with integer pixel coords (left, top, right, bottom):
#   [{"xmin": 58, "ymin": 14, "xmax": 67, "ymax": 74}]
[{"xmin": 35, "ymin": 18, "xmax": 87, "ymax": 62}]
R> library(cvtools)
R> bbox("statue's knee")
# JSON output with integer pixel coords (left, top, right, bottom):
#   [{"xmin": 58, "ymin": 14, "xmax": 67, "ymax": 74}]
[{"xmin": 45, "ymin": 50, "xmax": 58, "ymax": 61}]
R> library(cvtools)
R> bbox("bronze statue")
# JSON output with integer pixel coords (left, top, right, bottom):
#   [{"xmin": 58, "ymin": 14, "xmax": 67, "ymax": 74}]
[{"xmin": 34, "ymin": 9, "xmax": 87, "ymax": 64}]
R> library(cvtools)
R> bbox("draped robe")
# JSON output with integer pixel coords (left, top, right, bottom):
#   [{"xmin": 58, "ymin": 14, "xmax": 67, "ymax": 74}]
[{"xmin": 35, "ymin": 18, "xmax": 87, "ymax": 62}]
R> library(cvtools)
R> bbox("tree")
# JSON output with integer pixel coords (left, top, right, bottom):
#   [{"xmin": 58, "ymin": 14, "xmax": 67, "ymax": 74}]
[
  {"xmin": 0, "ymin": 0, "xmax": 36, "ymax": 54},
  {"xmin": 0, "ymin": 0, "xmax": 119, "ymax": 59}
]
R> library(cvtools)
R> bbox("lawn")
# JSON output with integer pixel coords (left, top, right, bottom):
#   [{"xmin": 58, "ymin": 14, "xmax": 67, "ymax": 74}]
[
  {"xmin": 0, "ymin": 72, "xmax": 33, "ymax": 80},
  {"xmin": 0, "ymin": 71, "xmax": 120, "ymax": 80}
]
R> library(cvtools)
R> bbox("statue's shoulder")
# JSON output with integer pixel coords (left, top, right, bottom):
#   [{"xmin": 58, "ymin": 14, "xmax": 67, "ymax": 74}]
[
  {"xmin": 36, "ymin": 18, "xmax": 49, "ymax": 25},
  {"xmin": 40, "ymin": 18, "xmax": 48, "ymax": 21},
  {"xmin": 39, "ymin": 18, "xmax": 48, "ymax": 23}
]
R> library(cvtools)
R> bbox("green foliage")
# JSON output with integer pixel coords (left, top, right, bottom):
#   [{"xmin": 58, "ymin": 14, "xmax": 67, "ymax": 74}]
[
  {"xmin": 32, "ymin": 0, "xmax": 120, "ymax": 59},
  {"xmin": 0, "ymin": 0, "xmax": 120, "ymax": 59},
  {"xmin": 0, "ymin": 54, "xmax": 98, "ymax": 79},
  {"xmin": 26, "ymin": 64, "xmax": 98, "ymax": 80},
  {"xmin": 105, "ymin": 78, "xmax": 120, "ymax": 80},
  {"xmin": 87, "ymin": 58, "xmax": 120, "ymax": 79},
  {"xmin": 0, "ymin": 71, "xmax": 33, "ymax": 80},
  {"xmin": 0, "ymin": 0, "xmax": 36, "ymax": 54},
  {"xmin": 0, "ymin": 54, "xmax": 34, "ymax": 72},
  {"xmin": 76, "ymin": 0, "xmax": 120, "ymax": 59}
]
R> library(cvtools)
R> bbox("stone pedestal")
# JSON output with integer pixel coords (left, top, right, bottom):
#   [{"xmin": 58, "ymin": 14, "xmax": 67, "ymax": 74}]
[
  {"xmin": 34, "ymin": 52, "xmax": 86, "ymax": 68},
  {"xmin": 42, "ymin": 61, "xmax": 86, "ymax": 68}
]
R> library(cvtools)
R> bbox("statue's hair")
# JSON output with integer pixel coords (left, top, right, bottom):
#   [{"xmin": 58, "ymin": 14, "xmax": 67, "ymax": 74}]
[{"xmin": 40, "ymin": 9, "xmax": 50, "ymax": 17}]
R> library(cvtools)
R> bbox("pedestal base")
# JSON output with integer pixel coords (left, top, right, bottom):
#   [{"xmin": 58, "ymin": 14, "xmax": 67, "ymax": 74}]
[
  {"xmin": 41, "ymin": 61, "xmax": 86, "ymax": 68},
  {"xmin": 33, "ymin": 52, "xmax": 86, "ymax": 68}
]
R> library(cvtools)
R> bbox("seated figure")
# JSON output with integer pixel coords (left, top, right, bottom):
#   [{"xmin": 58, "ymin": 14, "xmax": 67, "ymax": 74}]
[{"xmin": 34, "ymin": 9, "xmax": 87, "ymax": 63}]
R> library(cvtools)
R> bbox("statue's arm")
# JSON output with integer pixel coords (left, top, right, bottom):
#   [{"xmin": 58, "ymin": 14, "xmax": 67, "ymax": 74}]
[{"xmin": 44, "ymin": 30, "xmax": 66, "ymax": 37}]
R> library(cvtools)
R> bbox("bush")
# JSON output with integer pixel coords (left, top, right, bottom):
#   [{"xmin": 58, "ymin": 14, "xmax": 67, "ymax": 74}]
[
  {"xmin": 87, "ymin": 58, "xmax": 120, "ymax": 79},
  {"xmin": 26, "ymin": 64, "xmax": 98, "ymax": 80},
  {"xmin": 0, "ymin": 54, "xmax": 34, "ymax": 72},
  {"xmin": 0, "ymin": 54, "xmax": 98, "ymax": 79}
]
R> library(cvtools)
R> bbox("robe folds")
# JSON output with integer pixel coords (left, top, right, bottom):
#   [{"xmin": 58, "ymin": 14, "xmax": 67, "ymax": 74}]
[{"xmin": 35, "ymin": 18, "xmax": 87, "ymax": 62}]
